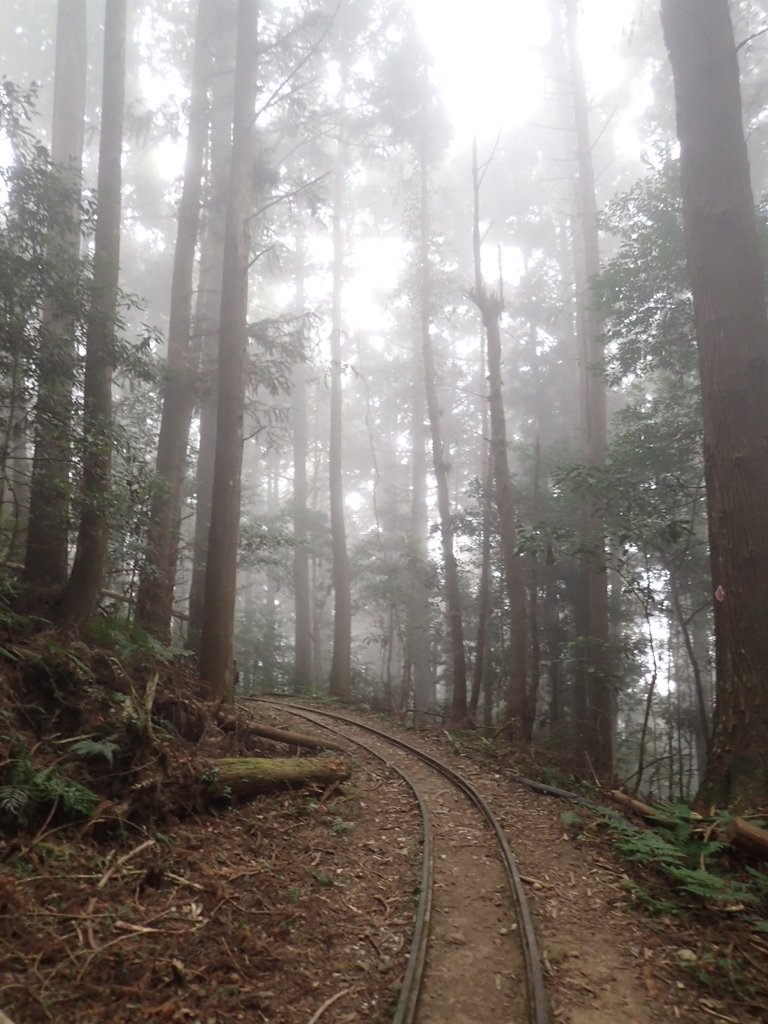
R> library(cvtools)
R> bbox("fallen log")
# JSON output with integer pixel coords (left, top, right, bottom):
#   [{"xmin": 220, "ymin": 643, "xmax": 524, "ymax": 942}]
[
  {"xmin": 612, "ymin": 790, "xmax": 768, "ymax": 861},
  {"xmin": 228, "ymin": 716, "xmax": 347, "ymax": 753},
  {"xmin": 610, "ymin": 789, "xmax": 679, "ymax": 825},
  {"xmin": 726, "ymin": 816, "xmax": 768, "ymax": 860},
  {"xmin": 208, "ymin": 756, "xmax": 351, "ymax": 801}
]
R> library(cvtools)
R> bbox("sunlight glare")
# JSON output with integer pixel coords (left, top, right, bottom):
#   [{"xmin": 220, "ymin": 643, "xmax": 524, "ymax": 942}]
[{"xmin": 410, "ymin": 0, "xmax": 550, "ymax": 144}]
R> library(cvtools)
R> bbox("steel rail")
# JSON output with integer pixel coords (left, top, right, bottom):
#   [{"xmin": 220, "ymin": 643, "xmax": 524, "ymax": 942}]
[
  {"xmin": 254, "ymin": 700, "xmax": 433, "ymax": 1024},
  {"xmin": 257, "ymin": 698, "xmax": 550, "ymax": 1024}
]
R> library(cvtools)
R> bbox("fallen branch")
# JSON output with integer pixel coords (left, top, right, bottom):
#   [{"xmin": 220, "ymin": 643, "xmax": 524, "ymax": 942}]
[
  {"xmin": 307, "ymin": 988, "xmax": 350, "ymax": 1024},
  {"xmin": 229, "ymin": 711, "xmax": 347, "ymax": 753},
  {"xmin": 610, "ymin": 789, "xmax": 680, "ymax": 826}
]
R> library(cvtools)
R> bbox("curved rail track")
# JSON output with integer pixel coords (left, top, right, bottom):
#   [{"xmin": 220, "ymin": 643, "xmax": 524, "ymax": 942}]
[{"xmin": 253, "ymin": 699, "xmax": 549, "ymax": 1024}]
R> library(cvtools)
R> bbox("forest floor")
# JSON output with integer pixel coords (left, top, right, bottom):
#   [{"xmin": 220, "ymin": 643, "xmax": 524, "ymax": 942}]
[{"xmin": 1, "ymin": 651, "xmax": 766, "ymax": 1023}]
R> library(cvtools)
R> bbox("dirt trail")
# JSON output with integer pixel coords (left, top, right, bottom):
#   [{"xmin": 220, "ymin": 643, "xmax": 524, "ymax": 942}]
[{"xmin": 2, "ymin": 700, "xmax": 761, "ymax": 1023}]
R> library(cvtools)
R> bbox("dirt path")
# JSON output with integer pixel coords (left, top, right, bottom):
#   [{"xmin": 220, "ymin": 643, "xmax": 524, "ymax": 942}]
[
  {"xmin": 277, "ymin": 707, "xmax": 530, "ymax": 1024},
  {"xmin": 2, "ymin": 701, "xmax": 762, "ymax": 1023}
]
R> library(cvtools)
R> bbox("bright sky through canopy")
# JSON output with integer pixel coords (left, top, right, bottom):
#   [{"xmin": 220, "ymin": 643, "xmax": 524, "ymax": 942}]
[
  {"xmin": 410, "ymin": 0, "xmax": 637, "ymax": 145},
  {"xmin": 410, "ymin": 0, "xmax": 551, "ymax": 143}
]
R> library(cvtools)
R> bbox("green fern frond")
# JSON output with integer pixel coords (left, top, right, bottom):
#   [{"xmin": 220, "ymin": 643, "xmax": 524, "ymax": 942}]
[
  {"xmin": 0, "ymin": 783, "xmax": 31, "ymax": 816},
  {"xmin": 70, "ymin": 737, "xmax": 120, "ymax": 767}
]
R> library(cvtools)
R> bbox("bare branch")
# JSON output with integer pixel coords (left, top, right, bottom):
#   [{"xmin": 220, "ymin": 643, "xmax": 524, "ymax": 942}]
[
  {"xmin": 255, "ymin": 1, "xmax": 342, "ymax": 121},
  {"xmin": 735, "ymin": 24, "xmax": 768, "ymax": 54}
]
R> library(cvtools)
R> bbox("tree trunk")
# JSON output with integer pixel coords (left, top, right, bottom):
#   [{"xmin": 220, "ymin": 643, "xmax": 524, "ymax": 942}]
[
  {"xmin": 564, "ymin": 0, "xmax": 614, "ymax": 781},
  {"xmin": 292, "ymin": 222, "xmax": 312, "ymax": 690},
  {"xmin": 470, "ymin": 141, "xmax": 528, "ymax": 740},
  {"xmin": 662, "ymin": 0, "xmax": 768, "ymax": 809},
  {"xmin": 328, "ymin": 140, "xmax": 352, "ymax": 702},
  {"xmin": 198, "ymin": 0, "xmax": 258, "ymax": 700},
  {"xmin": 24, "ymin": 0, "xmax": 87, "ymax": 589},
  {"xmin": 135, "ymin": 0, "xmax": 215, "ymax": 641},
  {"xmin": 418, "ymin": 141, "xmax": 468, "ymax": 726},
  {"xmin": 186, "ymin": 2, "xmax": 234, "ymax": 657},
  {"xmin": 406, "ymin": 308, "xmax": 433, "ymax": 726},
  {"xmin": 56, "ymin": 0, "xmax": 127, "ymax": 628}
]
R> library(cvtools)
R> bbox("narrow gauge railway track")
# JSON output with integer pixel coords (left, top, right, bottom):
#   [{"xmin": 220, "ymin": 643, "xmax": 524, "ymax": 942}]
[{"xmin": 253, "ymin": 699, "xmax": 549, "ymax": 1024}]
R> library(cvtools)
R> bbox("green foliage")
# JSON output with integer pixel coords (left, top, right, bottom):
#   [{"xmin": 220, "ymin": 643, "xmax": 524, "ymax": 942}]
[
  {"xmin": 0, "ymin": 745, "xmax": 99, "ymax": 828},
  {"xmin": 87, "ymin": 614, "xmax": 181, "ymax": 665},
  {"xmin": 606, "ymin": 803, "xmax": 759, "ymax": 911},
  {"xmin": 560, "ymin": 810, "xmax": 585, "ymax": 834},
  {"xmin": 69, "ymin": 737, "xmax": 121, "ymax": 767},
  {"xmin": 622, "ymin": 880, "xmax": 680, "ymax": 917}
]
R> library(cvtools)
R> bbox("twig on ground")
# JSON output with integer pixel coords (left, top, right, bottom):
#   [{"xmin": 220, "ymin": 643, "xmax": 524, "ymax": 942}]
[{"xmin": 307, "ymin": 988, "xmax": 350, "ymax": 1024}]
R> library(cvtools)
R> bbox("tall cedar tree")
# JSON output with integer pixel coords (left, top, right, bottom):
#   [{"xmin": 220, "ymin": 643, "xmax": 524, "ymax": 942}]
[
  {"xmin": 405, "ymin": 335, "xmax": 432, "ymax": 725},
  {"xmin": 186, "ymin": 7, "xmax": 233, "ymax": 655},
  {"xmin": 135, "ymin": 0, "xmax": 215, "ymax": 640},
  {"xmin": 292, "ymin": 219, "xmax": 313, "ymax": 689},
  {"xmin": 564, "ymin": 0, "xmax": 613, "ymax": 780},
  {"xmin": 24, "ymin": 0, "xmax": 86, "ymax": 588},
  {"xmin": 418, "ymin": 139, "xmax": 469, "ymax": 726},
  {"xmin": 56, "ymin": 0, "xmax": 127, "ymax": 627},
  {"xmin": 328, "ymin": 139, "xmax": 353, "ymax": 701},
  {"xmin": 470, "ymin": 140, "xmax": 529, "ymax": 741},
  {"xmin": 199, "ymin": 0, "xmax": 258, "ymax": 699},
  {"xmin": 662, "ymin": 0, "xmax": 768, "ymax": 808}
]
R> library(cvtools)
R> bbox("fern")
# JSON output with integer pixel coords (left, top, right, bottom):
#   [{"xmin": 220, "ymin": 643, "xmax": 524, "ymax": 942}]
[
  {"xmin": 70, "ymin": 737, "xmax": 120, "ymax": 767},
  {"xmin": 32, "ymin": 769, "xmax": 99, "ymax": 817},
  {"xmin": 0, "ymin": 783, "xmax": 31, "ymax": 817},
  {"xmin": 1, "ymin": 747, "xmax": 99, "ymax": 826},
  {"xmin": 666, "ymin": 866, "xmax": 754, "ymax": 905},
  {"xmin": 614, "ymin": 825, "xmax": 687, "ymax": 867}
]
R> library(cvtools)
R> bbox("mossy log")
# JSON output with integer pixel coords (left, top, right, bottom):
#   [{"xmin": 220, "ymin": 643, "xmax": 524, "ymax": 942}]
[{"xmin": 208, "ymin": 755, "xmax": 351, "ymax": 800}]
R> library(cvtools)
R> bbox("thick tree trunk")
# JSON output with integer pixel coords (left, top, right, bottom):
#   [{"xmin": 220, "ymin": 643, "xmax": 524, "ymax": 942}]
[
  {"xmin": 56, "ymin": 0, "xmax": 126, "ymax": 628},
  {"xmin": 418, "ymin": 144, "xmax": 468, "ymax": 726},
  {"xmin": 564, "ymin": 0, "xmax": 614, "ymax": 781},
  {"xmin": 186, "ymin": 8, "xmax": 233, "ymax": 656},
  {"xmin": 328, "ymin": 141, "xmax": 352, "ymax": 701},
  {"xmin": 24, "ymin": 0, "xmax": 87, "ymax": 588},
  {"xmin": 406, "ymin": 291, "xmax": 433, "ymax": 727},
  {"xmin": 470, "ymin": 142, "xmax": 528, "ymax": 740},
  {"xmin": 662, "ymin": 0, "xmax": 768, "ymax": 809},
  {"xmin": 470, "ymin": 455, "xmax": 492, "ymax": 719},
  {"xmin": 292, "ymin": 222, "xmax": 313, "ymax": 690},
  {"xmin": 198, "ymin": 0, "xmax": 258, "ymax": 700},
  {"xmin": 135, "ymin": 0, "xmax": 215, "ymax": 641}
]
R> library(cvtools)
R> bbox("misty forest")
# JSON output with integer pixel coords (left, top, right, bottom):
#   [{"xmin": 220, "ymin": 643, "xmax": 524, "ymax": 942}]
[{"xmin": 3, "ymin": 1, "xmax": 768, "ymax": 1022}]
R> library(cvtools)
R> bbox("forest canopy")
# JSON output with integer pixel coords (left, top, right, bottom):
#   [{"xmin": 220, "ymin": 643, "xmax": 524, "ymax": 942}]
[{"xmin": 1, "ymin": 0, "xmax": 768, "ymax": 810}]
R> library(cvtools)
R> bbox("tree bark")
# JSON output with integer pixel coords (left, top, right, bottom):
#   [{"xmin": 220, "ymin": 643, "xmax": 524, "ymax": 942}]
[
  {"xmin": 198, "ymin": 0, "xmax": 258, "ymax": 700},
  {"xmin": 662, "ymin": 0, "xmax": 768, "ymax": 809},
  {"xmin": 328, "ymin": 140, "xmax": 352, "ymax": 701},
  {"xmin": 418, "ymin": 140, "xmax": 468, "ymax": 726},
  {"xmin": 209, "ymin": 755, "xmax": 350, "ymax": 799},
  {"xmin": 56, "ymin": 0, "xmax": 127, "ymax": 628},
  {"xmin": 135, "ymin": 0, "xmax": 215, "ymax": 641},
  {"xmin": 563, "ymin": 0, "xmax": 614, "ymax": 781},
  {"xmin": 186, "ymin": 2, "xmax": 234, "ymax": 656},
  {"xmin": 406, "ymin": 297, "xmax": 433, "ymax": 727},
  {"xmin": 292, "ymin": 221, "xmax": 313, "ymax": 690},
  {"xmin": 470, "ymin": 141, "xmax": 528, "ymax": 740},
  {"xmin": 24, "ymin": 0, "xmax": 87, "ymax": 588}
]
